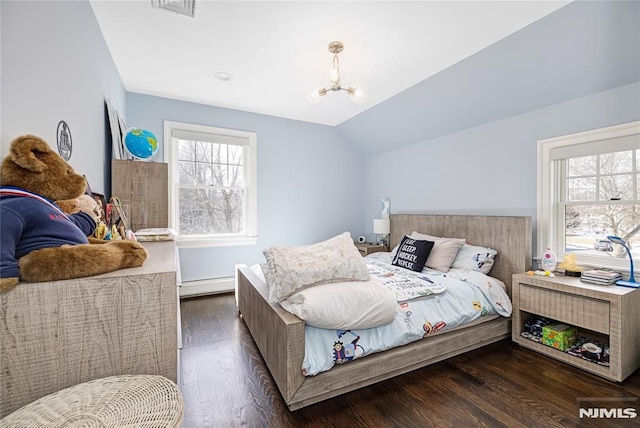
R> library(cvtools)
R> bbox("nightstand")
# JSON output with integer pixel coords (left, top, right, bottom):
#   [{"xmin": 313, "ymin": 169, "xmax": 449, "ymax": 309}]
[
  {"xmin": 512, "ymin": 273, "xmax": 640, "ymax": 382},
  {"xmin": 354, "ymin": 242, "xmax": 388, "ymax": 256}
]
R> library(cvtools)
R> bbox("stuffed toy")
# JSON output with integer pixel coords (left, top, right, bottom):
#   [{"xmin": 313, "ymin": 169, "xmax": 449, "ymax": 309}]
[
  {"xmin": 0, "ymin": 134, "xmax": 148, "ymax": 291},
  {"xmin": 55, "ymin": 194, "xmax": 101, "ymax": 225}
]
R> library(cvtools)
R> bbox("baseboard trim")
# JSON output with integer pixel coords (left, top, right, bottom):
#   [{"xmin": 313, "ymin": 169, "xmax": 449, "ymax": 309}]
[{"xmin": 179, "ymin": 277, "xmax": 234, "ymax": 298}]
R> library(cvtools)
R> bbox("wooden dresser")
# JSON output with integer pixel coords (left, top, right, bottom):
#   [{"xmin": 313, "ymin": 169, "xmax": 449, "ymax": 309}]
[
  {"xmin": 0, "ymin": 241, "xmax": 180, "ymax": 418},
  {"xmin": 111, "ymin": 159, "xmax": 168, "ymax": 232}
]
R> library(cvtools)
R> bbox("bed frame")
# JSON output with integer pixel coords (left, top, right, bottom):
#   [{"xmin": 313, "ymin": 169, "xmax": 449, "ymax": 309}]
[{"xmin": 235, "ymin": 214, "xmax": 532, "ymax": 410}]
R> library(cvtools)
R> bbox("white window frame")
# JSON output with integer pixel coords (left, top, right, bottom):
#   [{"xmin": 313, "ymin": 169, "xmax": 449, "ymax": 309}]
[
  {"xmin": 537, "ymin": 120, "xmax": 640, "ymax": 272},
  {"xmin": 163, "ymin": 120, "xmax": 257, "ymax": 248}
]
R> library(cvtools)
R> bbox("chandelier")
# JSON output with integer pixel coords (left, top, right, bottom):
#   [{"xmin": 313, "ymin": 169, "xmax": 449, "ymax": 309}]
[{"xmin": 308, "ymin": 41, "xmax": 368, "ymax": 104}]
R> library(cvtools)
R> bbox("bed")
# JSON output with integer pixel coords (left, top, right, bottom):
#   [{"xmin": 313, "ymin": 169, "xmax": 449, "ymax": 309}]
[{"xmin": 235, "ymin": 214, "xmax": 532, "ymax": 410}]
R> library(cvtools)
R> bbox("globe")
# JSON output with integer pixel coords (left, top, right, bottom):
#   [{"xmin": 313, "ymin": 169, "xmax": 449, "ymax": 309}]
[{"xmin": 124, "ymin": 128, "xmax": 158, "ymax": 159}]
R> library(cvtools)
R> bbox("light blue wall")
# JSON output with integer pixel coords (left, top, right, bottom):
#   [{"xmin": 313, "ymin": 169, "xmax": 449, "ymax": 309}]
[
  {"xmin": 0, "ymin": 0, "xmax": 125, "ymax": 194},
  {"xmin": 363, "ymin": 82, "xmax": 640, "ymax": 257},
  {"xmin": 127, "ymin": 93, "xmax": 365, "ymax": 281}
]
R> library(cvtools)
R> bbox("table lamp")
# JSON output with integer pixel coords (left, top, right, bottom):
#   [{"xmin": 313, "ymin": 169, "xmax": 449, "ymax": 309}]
[
  {"xmin": 373, "ymin": 219, "xmax": 390, "ymax": 247},
  {"xmin": 607, "ymin": 235, "xmax": 638, "ymax": 288}
]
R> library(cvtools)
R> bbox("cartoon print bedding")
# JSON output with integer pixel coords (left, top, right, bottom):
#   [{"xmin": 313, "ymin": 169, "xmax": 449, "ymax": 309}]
[
  {"xmin": 366, "ymin": 258, "xmax": 447, "ymax": 301},
  {"xmin": 301, "ymin": 252, "xmax": 512, "ymax": 376}
]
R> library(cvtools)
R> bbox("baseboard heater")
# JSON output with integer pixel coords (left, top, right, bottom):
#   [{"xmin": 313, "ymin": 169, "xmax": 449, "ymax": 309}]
[{"xmin": 179, "ymin": 277, "xmax": 234, "ymax": 298}]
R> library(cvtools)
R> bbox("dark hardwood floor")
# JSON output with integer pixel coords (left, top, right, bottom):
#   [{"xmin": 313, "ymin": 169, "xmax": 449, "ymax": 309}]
[{"xmin": 179, "ymin": 293, "xmax": 640, "ymax": 428}]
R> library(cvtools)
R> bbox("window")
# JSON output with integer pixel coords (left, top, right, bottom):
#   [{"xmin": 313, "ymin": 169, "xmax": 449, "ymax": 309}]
[
  {"xmin": 537, "ymin": 121, "xmax": 640, "ymax": 272},
  {"xmin": 164, "ymin": 121, "xmax": 257, "ymax": 247}
]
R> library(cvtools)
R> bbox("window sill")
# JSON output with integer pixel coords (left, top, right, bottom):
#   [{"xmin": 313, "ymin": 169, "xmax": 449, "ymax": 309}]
[
  {"xmin": 177, "ymin": 236, "xmax": 258, "ymax": 249},
  {"xmin": 534, "ymin": 255, "xmax": 635, "ymax": 279}
]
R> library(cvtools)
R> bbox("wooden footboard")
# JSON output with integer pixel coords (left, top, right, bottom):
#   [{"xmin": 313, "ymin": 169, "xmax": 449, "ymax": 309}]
[{"xmin": 235, "ymin": 265, "xmax": 305, "ymax": 403}]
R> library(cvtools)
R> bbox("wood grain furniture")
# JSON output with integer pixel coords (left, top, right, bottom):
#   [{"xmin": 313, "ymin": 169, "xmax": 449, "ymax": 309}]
[
  {"xmin": 0, "ymin": 241, "xmax": 180, "ymax": 418},
  {"xmin": 512, "ymin": 273, "xmax": 640, "ymax": 382},
  {"xmin": 111, "ymin": 159, "xmax": 168, "ymax": 232},
  {"xmin": 236, "ymin": 214, "xmax": 532, "ymax": 410},
  {"xmin": 354, "ymin": 242, "xmax": 388, "ymax": 256}
]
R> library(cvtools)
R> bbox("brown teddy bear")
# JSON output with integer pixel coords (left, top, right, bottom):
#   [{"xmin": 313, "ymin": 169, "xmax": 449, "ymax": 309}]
[{"xmin": 0, "ymin": 135, "xmax": 148, "ymax": 291}]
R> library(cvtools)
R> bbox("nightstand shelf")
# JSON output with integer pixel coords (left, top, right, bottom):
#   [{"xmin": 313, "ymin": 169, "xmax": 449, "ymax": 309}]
[
  {"xmin": 512, "ymin": 273, "xmax": 640, "ymax": 382},
  {"xmin": 354, "ymin": 242, "xmax": 388, "ymax": 256}
]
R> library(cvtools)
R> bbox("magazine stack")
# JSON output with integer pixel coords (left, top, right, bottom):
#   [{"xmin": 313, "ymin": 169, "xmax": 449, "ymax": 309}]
[{"xmin": 580, "ymin": 268, "xmax": 622, "ymax": 285}]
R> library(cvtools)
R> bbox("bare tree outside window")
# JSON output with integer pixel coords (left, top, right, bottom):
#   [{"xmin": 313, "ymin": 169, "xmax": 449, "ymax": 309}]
[
  {"xmin": 177, "ymin": 139, "xmax": 245, "ymax": 235},
  {"xmin": 564, "ymin": 149, "xmax": 639, "ymax": 259}
]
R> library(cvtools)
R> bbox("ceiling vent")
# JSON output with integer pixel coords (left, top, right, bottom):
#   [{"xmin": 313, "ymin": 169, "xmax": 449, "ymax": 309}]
[{"xmin": 152, "ymin": 0, "xmax": 196, "ymax": 18}]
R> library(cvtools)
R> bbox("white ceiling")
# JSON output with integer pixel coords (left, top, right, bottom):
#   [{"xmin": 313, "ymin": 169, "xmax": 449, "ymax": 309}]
[{"xmin": 90, "ymin": 1, "xmax": 570, "ymax": 126}]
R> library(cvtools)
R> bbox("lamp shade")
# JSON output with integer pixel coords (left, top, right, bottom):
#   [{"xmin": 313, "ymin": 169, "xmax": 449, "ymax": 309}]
[{"xmin": 373, "ymin": 219, "xmax": 390, "ymax": 234}]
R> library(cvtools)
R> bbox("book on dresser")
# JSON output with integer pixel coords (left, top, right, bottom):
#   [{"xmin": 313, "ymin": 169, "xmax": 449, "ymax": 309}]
[{"xmin": 580, "ymin": 268, "xmax": 622, "ymax": 285}]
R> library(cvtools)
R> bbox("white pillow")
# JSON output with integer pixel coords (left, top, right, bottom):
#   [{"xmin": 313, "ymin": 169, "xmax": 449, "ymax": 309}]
[
  {"xmin": 451, "ymin": 244, "xmax": 498, "ymax": 274},
  {"xmin": 279, "ymin": 278, "xmax": 397, "ymax": 329},
  {"xmin": 410, "ymin": 232, "xmax": 466, "ymax": 273},
  {"xmin": 262, "ymin": 232, "xmax": 370, "ymax": 303}
]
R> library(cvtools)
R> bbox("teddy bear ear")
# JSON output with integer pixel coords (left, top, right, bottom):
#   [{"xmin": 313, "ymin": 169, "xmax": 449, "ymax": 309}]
[{"xmin": 9, "ymin": 135, "xmax": 54, "ymax": 173}]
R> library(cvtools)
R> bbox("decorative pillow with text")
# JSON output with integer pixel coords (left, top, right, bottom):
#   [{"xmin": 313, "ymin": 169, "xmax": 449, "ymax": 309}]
[{"xmin": 392, "ymin": 236, "xmax": 434, "ymax": 271}]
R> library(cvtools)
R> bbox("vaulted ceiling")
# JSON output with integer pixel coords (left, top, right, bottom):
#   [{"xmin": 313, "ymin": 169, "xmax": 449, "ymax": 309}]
[
  {"xmin": 90, "ymin": 1, "xmax": 569, "ymax": 127},
  {"xmin": 90, "ymin": 1, "xmax": 639, "ymax": 154}
]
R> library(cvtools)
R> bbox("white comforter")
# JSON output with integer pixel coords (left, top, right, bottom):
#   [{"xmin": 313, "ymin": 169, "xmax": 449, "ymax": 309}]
[{"xmin": 301, "ymin": 252, "xmax": 512, "ymax": 376}]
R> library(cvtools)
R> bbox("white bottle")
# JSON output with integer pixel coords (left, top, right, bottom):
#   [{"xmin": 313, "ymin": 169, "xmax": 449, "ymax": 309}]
[{"xmin": 541, "ymin": 245, "xmax": 557, "ymax": 272}]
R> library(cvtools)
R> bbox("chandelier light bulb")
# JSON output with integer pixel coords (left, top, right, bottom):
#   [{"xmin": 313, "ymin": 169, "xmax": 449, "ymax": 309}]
[
  {"xmin": 329, "ymin": 67, "xmax": 340, "ymax": 85},
  {"xmin": 308, "ymin": 89, "xmax": 321, "ymax": 103},
  {"xmin": 308, "ymin": 88, "xmax": 327, "ymax": 103},
  {"xmin": 348, "ymin": 83, "xmax": 368, "ymax": 104}
]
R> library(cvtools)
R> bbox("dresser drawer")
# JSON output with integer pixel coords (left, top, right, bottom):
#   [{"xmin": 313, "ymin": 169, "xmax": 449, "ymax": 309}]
[{"xmin": 519, "ymin": 284, "xmax": 609, "ymax": 334}]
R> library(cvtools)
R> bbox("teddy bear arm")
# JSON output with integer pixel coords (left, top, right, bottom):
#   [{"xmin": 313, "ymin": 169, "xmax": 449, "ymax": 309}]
[
  {"xmin": 0, "ymin": 209, "xmax": 22, "ymax": 291},
  {"xmin": 68, "ymin": 212, "xmax": 97, "ymax": 237},
  {"xmin": 19, "ymin": 241, "xmax": 148, "ymax": 283}
]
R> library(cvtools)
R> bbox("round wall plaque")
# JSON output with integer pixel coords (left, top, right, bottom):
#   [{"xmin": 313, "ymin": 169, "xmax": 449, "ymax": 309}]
[{"xmin": 56, "ymin": 120, "xmax": 72, "ymax": 161}]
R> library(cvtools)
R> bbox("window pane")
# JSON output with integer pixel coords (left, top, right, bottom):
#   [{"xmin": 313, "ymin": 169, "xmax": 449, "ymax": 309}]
[
  {"xmin": 196, "ymin": 141, "xmax": 212, "ymax": 163},
  {"xmin": 567, "ymin": 155, "xmax": 596, "ymax": 177},
  {"xmin": 599, "ymin": 174, "xmax": 633, "ymax": 200},
  {"xmin": 211, "ymin": 164, "xmax": 225, "ymax": 186},
  {"xmin": 228, "ymin": 145, "xmax": 243, "ymax": 165},
  {"xmin": 212, "ymin": 143, "xmax": 226, "ymax": 164},
  {"xmin": 231, "ymin": 165, "xmax": 244, "ymax": 187},
  {"xmin": 195, "ymin": 162, "xmax": 212, "ymax": 185},
  {"xmin": 565, "ymin": 204, "xmax": 639, "ymax": 260},
  {"xmin": 567, "ymin": 177, "xmax": 596, "ymax": 201},
  {"xmin": 600, "ymin": 150, "xmax": 632, "ymax": 174},
  {"xmin": 178, "ymin": 160, "xmax": 195, "ymax": 185},
  {"xmin": 179, "ymin": 188, "xmax": 244, "ymax": 235},
  {"xmin": 178, "ymin": 139, "xmax": 195, "ymax": 161}
]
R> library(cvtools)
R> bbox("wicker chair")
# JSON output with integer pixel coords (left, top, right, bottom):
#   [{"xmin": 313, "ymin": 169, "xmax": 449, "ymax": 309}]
[{"xmin": 0, "ymin": 375, "xmax": 183, "ymax": 427}]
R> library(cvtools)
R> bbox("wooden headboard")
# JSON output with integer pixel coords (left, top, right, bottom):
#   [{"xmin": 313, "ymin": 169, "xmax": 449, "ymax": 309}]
[{"xmin": 390, "ymin": 214, "xmax": 532, "ymax": 295}]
